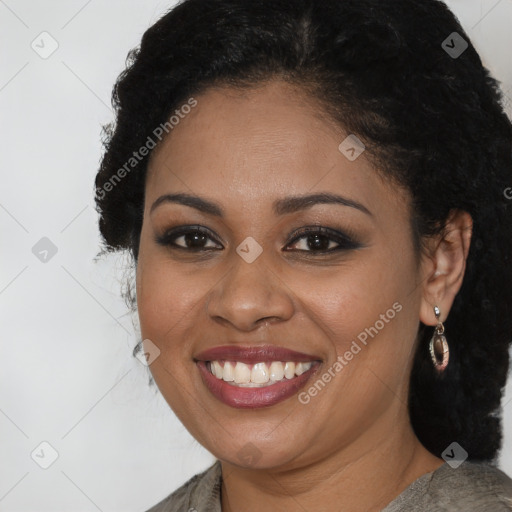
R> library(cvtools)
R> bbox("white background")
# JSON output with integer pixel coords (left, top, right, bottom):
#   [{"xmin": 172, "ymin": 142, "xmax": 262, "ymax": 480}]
[{"xmin": 1, "ymin": 1, "xmax": 511, "ymax": 510}]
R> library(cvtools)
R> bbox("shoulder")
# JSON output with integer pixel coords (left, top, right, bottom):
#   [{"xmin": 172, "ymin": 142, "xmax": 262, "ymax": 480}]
[
  {"xmin": 387, "ymin": 460, "xmax": 512, "ymax": 512},
  {"xmin": 431, "ymin": 460, "xmax": 512, "ymax": 508},
  {"xmin": 145, "ymin": 460, "xmax": 222, "ymax": 512}
]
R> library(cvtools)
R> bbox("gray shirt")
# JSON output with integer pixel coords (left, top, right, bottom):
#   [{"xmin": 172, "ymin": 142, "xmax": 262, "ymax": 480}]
[{"xmin": 146, "ymin": 459, "xmax": 512, "ymax": 511}]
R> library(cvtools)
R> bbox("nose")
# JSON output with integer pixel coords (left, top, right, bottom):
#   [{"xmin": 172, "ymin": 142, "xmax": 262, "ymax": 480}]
[{"xmin": 206, "ymin": 256, "xmax": 295, "ymax": 332}]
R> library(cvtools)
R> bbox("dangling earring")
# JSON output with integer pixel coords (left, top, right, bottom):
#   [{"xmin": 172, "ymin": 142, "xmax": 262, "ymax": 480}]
[{"xmin": 429, "ymin": 305, "xmax": 449, "ymax": 372}]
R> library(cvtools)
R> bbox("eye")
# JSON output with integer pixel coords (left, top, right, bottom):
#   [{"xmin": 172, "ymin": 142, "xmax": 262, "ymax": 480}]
[
  {"xmin": 154, "ymin": 225, "xmax": 223, "ymax": 251},
  {"xmin": 285, "ymin": 226, "xmax": 361, "ymax": 253}
]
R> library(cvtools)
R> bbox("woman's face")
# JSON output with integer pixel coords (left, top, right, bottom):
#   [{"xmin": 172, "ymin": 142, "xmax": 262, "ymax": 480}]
[{"xmin": 136, "ymin": 80, "xmax": 428, "ymax": 470}]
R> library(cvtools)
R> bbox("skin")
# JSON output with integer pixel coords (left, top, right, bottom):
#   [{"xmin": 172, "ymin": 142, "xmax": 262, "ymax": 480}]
[{"xmin": 135, "ymin": 80, "xmax": 473, "ymax": 511}]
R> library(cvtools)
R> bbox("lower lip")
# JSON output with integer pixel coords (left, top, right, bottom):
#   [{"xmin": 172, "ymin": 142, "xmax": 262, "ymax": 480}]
[{"xmin": 196, "ymin": 361, "xmax": 320, "ymax": 409}]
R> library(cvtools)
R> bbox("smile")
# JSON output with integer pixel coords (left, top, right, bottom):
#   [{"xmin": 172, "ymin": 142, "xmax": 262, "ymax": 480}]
[
  {"xmin": 194, "ymin": 345, "xmax": 322, "ymax": 408},
  {"xmin": 207, "ymin": 360, "xmax": 314, "ymax": 387}
]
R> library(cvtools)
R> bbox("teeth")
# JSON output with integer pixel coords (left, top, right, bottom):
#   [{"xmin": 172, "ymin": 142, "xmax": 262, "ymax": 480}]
[
  {"xmin": 212, "ymin": 361, "xmax": 223, "ymax": 379},
  {"xmin": 295, "ymin": 362, "xmax": 308, "ymax": 376},
  {"xmin": 251, "ymin": 363, "xmax": 269, "ymax": 384},
  {"xmin": 269, "ymin": 361, "xmax": 284, "ymax": 381},
  {"xmin": 234, "ymin": 362, "xmax": 251, "ymax": 384},
  {"xmin": 207, "ymin": 360, "xmax": 313, "ymax": 386},
  {"xmin": 223, "ymin": 361, "xmax": 235, "ymax": 382},
  {"xmin": 284, "ymin": 362, "xmax": 296, "ymax": 379}
]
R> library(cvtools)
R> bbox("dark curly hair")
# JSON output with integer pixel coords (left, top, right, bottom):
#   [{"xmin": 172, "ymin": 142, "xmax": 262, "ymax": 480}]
[{"xmin": 94, "ymin": 0, "xmax": 512, "ymax": 463}]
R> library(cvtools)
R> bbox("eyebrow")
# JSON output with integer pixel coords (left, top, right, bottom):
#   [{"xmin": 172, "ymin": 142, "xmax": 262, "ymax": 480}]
[
  {"xmin": 274, "ymin": 193, "xmax": 372, "ymax": 217},
  {"xmin": 150, "ymin": 193, "xmax": 223, "ymax": 216},
  {"xmin": 150, "ymin": 192, "xmax": 372, "ymax": 217}
]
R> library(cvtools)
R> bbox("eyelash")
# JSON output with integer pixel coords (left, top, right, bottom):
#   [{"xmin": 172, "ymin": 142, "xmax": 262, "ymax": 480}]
[
  {"xmin": 154, "ymin": 224, "xmax": 362, "ymax": 254},
  {"xmin": 287, "ymin": 226, "xmax": 361, "ymax": 253}
]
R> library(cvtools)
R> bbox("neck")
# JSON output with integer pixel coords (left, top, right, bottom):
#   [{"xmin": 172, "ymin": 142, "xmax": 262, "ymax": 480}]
[{"xmin": 220, "ymin": 409, "xmax": 444, "ymax": 512}]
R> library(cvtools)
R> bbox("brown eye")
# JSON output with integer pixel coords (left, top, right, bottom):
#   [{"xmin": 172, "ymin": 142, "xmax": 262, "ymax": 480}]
[
  {"xmin": 285, "ymin": 227, "xmax": 361, "ymax": 253},
  {"xmin": 290, "ymin": 233, "xmax": 337, "ymax": 251},
  {"xmin": 155, "ymin": 226, "xmax": 223, "ymax": 251},
  {"xmin": 179, "ymin": 231, "xmax": 211, "ymax": 248}
]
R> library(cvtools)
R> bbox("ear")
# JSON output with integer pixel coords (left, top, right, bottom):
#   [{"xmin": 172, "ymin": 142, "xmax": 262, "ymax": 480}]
[{"xmin": 419, "ymin": 209, "xmax": 473, "ymax": 326}]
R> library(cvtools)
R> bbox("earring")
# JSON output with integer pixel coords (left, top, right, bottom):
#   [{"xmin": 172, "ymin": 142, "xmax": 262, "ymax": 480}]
[{"xmin": 429, "ymin": 305, "xmax": 449, "ymax": 372}]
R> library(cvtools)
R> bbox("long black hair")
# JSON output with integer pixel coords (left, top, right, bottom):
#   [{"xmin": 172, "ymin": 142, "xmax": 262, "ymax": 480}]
[{"xmin": 94, "ymin": 0, "xmax": 512, "ymax": 462}]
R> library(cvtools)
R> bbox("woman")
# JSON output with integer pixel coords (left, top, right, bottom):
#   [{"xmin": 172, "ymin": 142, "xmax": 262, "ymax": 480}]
[{"xmin": 94, "ymin": 0, "xmax": 512, "ymax": 510}]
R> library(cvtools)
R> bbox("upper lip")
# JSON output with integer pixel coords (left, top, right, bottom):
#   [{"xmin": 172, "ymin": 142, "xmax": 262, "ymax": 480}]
[{"xmin": 194, "ymin": 344, "xmax": 322, "ymax": 364}]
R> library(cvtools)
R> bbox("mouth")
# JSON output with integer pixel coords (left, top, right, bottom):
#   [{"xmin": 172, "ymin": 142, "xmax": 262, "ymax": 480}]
[{"xmin": 194, "ymin": 345, "xmax": 322, "ymax": 409}]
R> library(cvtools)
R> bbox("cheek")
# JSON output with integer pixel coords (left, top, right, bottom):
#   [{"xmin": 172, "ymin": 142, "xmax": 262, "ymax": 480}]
[
  {"xmin": 136, "ymin": 252, "xmax": 199, "ymax": 356},
  {"xmin": 135, "ymin": 254, "xmax": 206, "ymax": 418},
  {"xmin": 291, "ymin": 260, "xmax": 417, "ymax": 423},
  {"xmin": 299, "ymin": 247, "xmax": 417, "ymax": 372}
]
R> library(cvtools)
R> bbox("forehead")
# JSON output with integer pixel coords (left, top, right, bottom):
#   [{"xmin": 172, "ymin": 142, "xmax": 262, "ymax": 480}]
[{"xmin": 145, "ymin": 80, "xmax": 409, "ymax": 219}]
